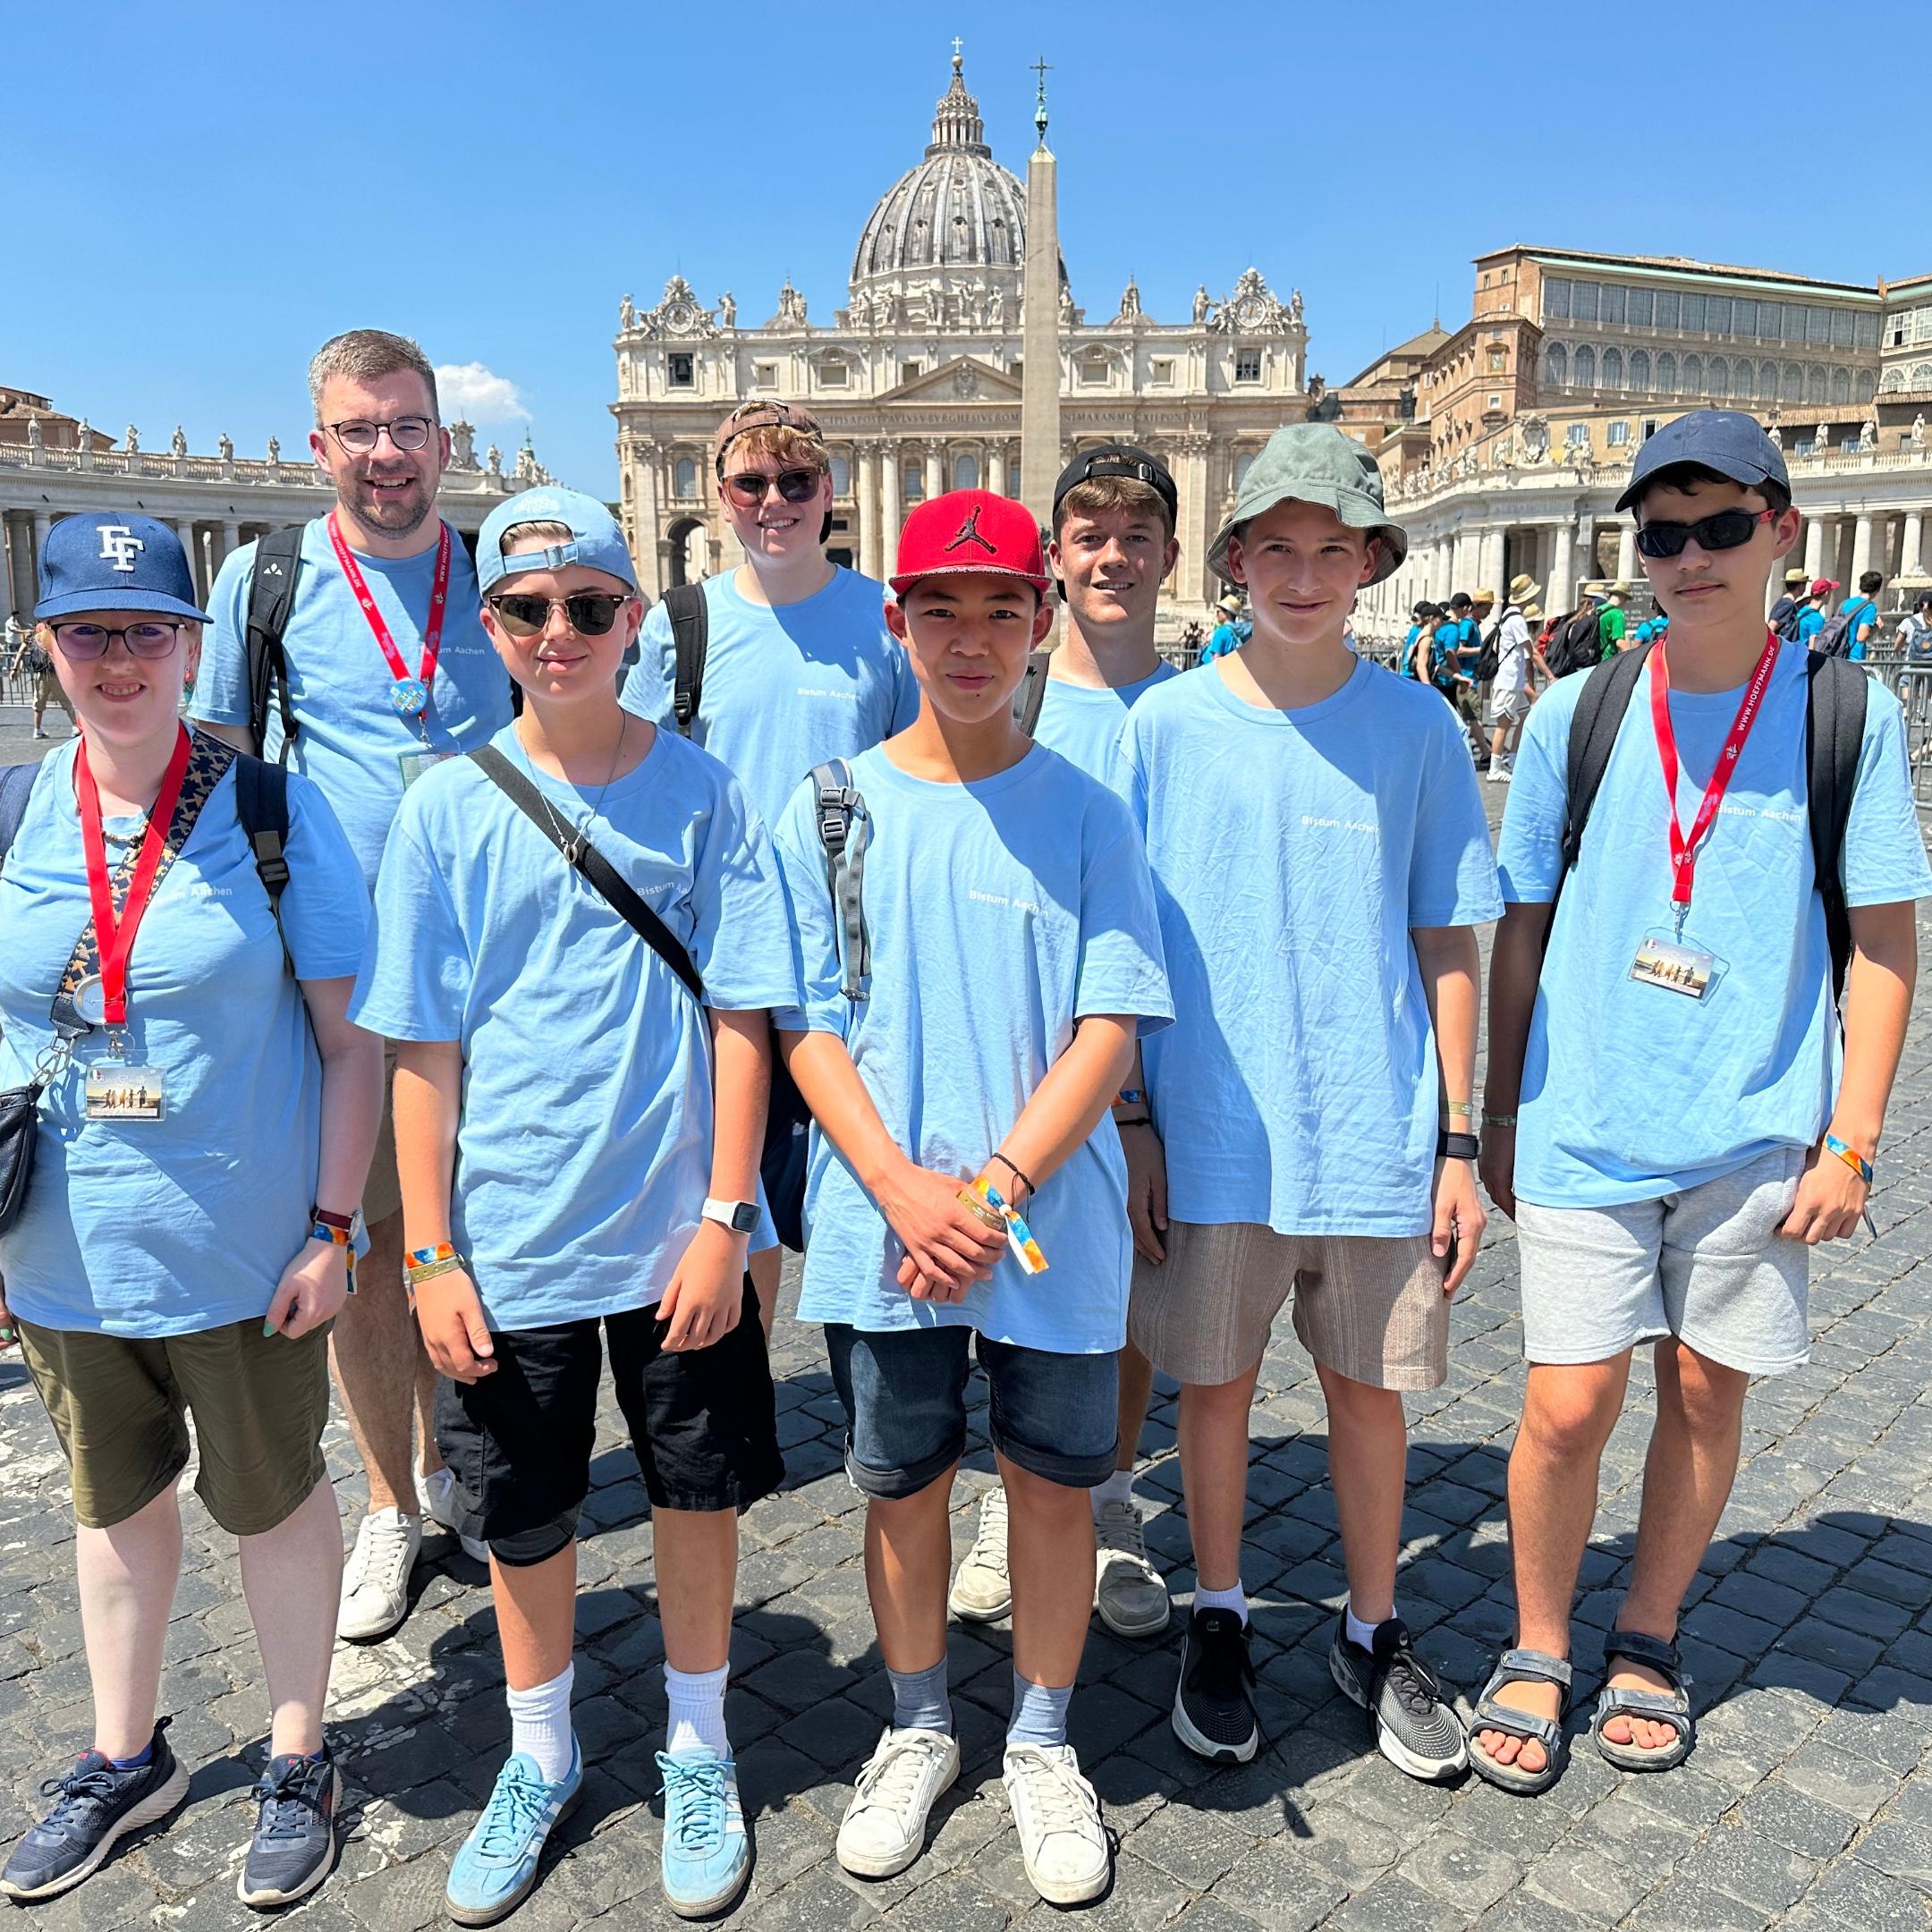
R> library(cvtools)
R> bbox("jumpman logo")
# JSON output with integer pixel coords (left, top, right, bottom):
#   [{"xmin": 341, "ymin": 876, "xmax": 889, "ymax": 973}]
[{"xmin": 945, "ymin": 505, "xmax": 996, "ymax": 555}]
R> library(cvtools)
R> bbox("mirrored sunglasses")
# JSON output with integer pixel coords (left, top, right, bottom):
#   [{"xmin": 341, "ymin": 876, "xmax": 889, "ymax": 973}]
[{"xmin": 487, "ymin": 592, "xmax": 631, "ymax": 639}]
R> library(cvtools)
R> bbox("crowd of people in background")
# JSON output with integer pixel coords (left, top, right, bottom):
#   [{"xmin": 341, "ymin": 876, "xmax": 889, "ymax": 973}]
[{"xmin": 0, "ymin": 348, "xmax": 1926, "ymax": 1928}]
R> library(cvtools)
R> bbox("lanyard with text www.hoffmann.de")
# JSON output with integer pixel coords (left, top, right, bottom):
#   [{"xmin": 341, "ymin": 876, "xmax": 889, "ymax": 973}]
[{"xmin": 326, "ymin": 512, "xmax": 451, "ymax": 741}]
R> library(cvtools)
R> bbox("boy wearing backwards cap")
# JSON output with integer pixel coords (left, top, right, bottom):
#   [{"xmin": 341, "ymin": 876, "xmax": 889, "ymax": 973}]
[
  {"xmin": 948, "ymin": 445, "xmax": 1180, "ymax": 1641},
  {"xmin": 354, "ymin": 488, "xmax": 795, "ymax": 1919},
  {"xmin": 772, "ymin": 489, "xmax": 1171, "ymax": 1903},
  {"xmin": 622, "ymin": 402, "xmax": 919, "ymax": 1326},
  {"xmin": 1478, "ymin": 411, "xmax": 1928, "ymax": 1792},
  {"xmin": 1113, "ymin": 423, "xmax": 1500, "ymax": 1781}
]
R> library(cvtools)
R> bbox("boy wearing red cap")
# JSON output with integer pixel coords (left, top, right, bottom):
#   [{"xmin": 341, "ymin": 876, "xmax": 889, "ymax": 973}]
[{"xmin": 771, "ymin": 490, "xmax": 1172, "ymax": 1904}]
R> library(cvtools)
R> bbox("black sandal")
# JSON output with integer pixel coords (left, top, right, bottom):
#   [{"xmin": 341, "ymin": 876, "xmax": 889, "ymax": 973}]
[
  {"xmin": 1591, "ymin": 1630, "xmax": 1693, "ymax": 1772},
  {"xmin": 1469, "ymin": 1648, "xmax": 1572, "ymax": 1795}
]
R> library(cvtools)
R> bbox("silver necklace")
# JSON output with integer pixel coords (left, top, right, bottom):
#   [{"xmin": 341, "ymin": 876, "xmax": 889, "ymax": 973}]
[{"xmin": 521, "ymin": 716, "xmax": 627, "ymax": 868}]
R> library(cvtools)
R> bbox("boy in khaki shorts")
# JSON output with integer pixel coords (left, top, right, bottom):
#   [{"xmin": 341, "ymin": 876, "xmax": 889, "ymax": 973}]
[{"xmin": 1110, "ymin": 424, "xmax": 1501, "ymax": 1780}]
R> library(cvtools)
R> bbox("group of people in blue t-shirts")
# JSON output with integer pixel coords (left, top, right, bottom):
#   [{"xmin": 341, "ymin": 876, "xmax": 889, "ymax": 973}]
[{"xmin": 0, "ymin": 343, "xmax": 1927, "ymax": 1924}]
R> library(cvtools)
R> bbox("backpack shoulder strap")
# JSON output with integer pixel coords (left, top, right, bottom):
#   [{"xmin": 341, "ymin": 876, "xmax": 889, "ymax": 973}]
[
  {"xmin": 1014, "ymin": 652, "xmax": 1052, "ymax": 738},
  {"xmin": 1805, "ymin": 652, "xmax": 1868, "ymax": 1006},
  {"xmin": 469, "ymin": 746, "xmax": 706, "ymax": 1004},
  {"xmin": 245, "ymin": 523, "xmax": 307, "ymax": 764},
  {"xmin": 664, "ymin": 582, "xmax": 710, "ymax": 736},
  {"xmin": 809, "ymin": 758, "xmax": 872, "ymax": 1004},
  {"xmin": 0, "ymin": 761, "xmax": 41, "ymax": 874},
  {"xmin": 1560, "ymin": 640, "xmax": 1653, "ymax": 877},
  {"xmin": 232, "ymin": 754, "xmax": 292, "ymax": 972}
]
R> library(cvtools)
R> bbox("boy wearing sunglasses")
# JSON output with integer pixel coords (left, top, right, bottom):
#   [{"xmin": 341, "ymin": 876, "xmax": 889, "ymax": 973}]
[
  {"xmin": 354, "ymin": 488, "xmax": 795, "ymax": 1919},
  {"xmin": 622, "ymin": 402, "xmax": 919, "ymax": 1324},
  {"xmin": 1476, "ymin": 411, "xmax": 1929, "ymax": 1793}
]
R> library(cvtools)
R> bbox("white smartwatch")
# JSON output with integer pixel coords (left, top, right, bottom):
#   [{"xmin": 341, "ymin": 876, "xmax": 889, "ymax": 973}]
[{"xmin": 702, "ymin": 1197, "xmax": 760, "ymax": 1236}]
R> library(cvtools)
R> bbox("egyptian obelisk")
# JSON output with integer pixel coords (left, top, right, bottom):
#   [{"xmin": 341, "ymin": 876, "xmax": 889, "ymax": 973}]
[{"xmin": 1019, "ymin": 56, "xmax": 1061, "ymax": 534}]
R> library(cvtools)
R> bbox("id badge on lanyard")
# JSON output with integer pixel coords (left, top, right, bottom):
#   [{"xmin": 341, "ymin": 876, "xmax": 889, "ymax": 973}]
[{"xmin": 328, "ymin": 513, "xmax": 451, "ymax": 754}]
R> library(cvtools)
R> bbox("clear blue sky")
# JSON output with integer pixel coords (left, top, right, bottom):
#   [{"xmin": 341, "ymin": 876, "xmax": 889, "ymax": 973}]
[{"xmin": 12, "ymin": 0, "xmax": 1923, "ymax": 498}]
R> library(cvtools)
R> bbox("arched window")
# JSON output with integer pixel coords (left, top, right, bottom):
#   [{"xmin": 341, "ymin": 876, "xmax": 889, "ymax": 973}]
[
  {"xmin": 1914, "ymin": 361, "xmax": 1932, "ymax": 389},
  {"xmin": 673, "ymin": 456, "xmax": 698, "ymax": 498},
  {"xmin": 1657, "ymin": 352, "xmax": 1677, "ymax": 394},
  {"xmin": 1807, "ymin": 365, "xmax": 1827, "ymax": 403},
  {"xmin": 1830, "ymin": 367, "xmax": 1851, "ymax": 405},
  {"xmin": 1233, "ymin": 451, "xmax": 1257, "ymax": 489},
  {"xmin": 1601, "ymin": 347, "xmax": 1623, "ymax": 389},
  {"xmin": 1881, "ymin": 367, "xmax": 1907, "ymax": 393},
  {"xmin": 1708, "ymin": 357, "xmax": 1728, "ymax": 397},
  {"xmin": 829, "ymin": 454, "xmax": 852, "ymax": 496},
  {"xmin": 1543, "ymin": 342, "xmax": 1568, "ymax": 387},
  {"xmin": 1782, "ymin": 362, "xmax": 1803, "ymax": 402},
  {"xmin": 1759, "ymin": 360, "xmax": 1777, "ymax": 398},
  {"xmin": 953, "ymin": 452, "xmax": 979, "ymax": 490},
  {"xmin": 1573, "ymin": 344, "xmax": 1596, "ymax": 389},
  {"xmin": 1629, "ymin": 348, "xmax": 1650, "ymax": 391},
  {"xmin": 1855, "ymin": 369, "xmax": 1877, "ymax": 402},
  {"xmin": 1683, "ymin": 354, "xmax": 1703, "ymax": 394}
]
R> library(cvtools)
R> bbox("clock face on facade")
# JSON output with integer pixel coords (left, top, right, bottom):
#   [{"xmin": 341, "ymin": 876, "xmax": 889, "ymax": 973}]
[{"xmin": 664, "ymin": 301, "xmax": 695, "ymax": 333}]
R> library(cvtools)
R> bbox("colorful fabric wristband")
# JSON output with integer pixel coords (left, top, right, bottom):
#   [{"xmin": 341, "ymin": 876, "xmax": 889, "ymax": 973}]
[
  {"xmin": 1824, "ymin": 1132, "xmax": 1873, "ymax": 1184},
  {"xmin": 310, "ymin": 1221, "xmax": 358, "ymax": 1295}
]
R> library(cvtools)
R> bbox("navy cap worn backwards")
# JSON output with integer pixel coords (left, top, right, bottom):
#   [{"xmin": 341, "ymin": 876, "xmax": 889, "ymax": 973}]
[
  {"xmin": 1052, "ymin": 444, "xmax": 1178, "ymax": 524},
  {"xmin": 1615, "ymin": 409, "xmax": 1790, "ymax": 514},
  {"xmin": 34, "ymin": 511, "xmax": 209, "ymax": 623}
]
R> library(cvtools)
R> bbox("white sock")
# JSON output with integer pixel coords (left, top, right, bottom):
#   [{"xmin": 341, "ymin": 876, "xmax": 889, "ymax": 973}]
[
  {"xmin": 506, "ymin": 1664, "xmax": 574, "ymax": 1784},
  {"xmin": 1091, "ymin": 1469, "xmax": 1134, "ymax": 1516},
  {"xmin": 1194, "ymin": 1581, "xmax": 1248, "ymax": 1624},
  {"xmin": 1344, "ymin": 1603, "xmax": 1390, "ymax": 1651},
  {"xmin": 665, "ymin": 1661, "xmax": 731, "ymax": 1758}
]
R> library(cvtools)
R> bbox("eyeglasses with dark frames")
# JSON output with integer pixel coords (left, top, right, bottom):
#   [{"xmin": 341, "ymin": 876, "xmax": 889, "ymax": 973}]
[
  {"xmin": 52, "ymin": 622, "xmax": 185, "ymax": 660},
  {"xmin": 1633, "ymin": 507, "xmax": 1777, "ymax": 560},
  {"xmin": 322, "ymin": 416, "xmax": 437, "ymax": 456},
  {"xmin": 722, "ymin": 468, "xmax": 823, "ymax": 508},
  {"xmin": 486, "ymin": 592, "xmax": 633, "ymax": 639}
]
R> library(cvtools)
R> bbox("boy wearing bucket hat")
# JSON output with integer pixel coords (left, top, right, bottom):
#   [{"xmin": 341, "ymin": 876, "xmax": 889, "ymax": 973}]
[
  {"xmin": 1110, "ymin": 424, "xmax": 1500, "ymax": 1781},
  {"xmin": 1478, "ymin": 410, "xmax": 1928, "ymax": 1792},
  {"xmin": 771, "ymin": 489, "xmax": 1170, "ymax": 1903},
  {"xmin": 355, "ymin": 488, "xmax": 795, "ymax": 1919},
  {"xmin": 1486, "ymin": 573, "xmax": 1543, "ymax": 781}
]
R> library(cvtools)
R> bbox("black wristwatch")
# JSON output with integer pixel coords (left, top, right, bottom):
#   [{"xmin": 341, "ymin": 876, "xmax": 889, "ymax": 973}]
[{"xmin": 1436, "ymin": 1129, "xmax": 1480, "ymax": 1161}]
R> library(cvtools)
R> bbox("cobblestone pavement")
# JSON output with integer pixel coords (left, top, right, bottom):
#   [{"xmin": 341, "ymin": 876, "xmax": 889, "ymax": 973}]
[{"xmin": 2, "ymin": 750, "xmax": 1931, "ymax": 1931}]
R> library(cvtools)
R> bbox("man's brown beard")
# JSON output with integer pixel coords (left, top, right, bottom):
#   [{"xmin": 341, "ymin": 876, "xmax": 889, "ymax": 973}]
[{"xmin": 340, "ymin": 470, "xmax": 435, "ymax": 537}]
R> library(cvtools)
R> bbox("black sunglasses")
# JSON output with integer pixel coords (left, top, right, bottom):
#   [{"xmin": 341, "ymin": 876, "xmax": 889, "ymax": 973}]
[
  {"xmin": 722, "ymin": 468, "xmax": 821, "ymax": 508},
  {"xmin": 487, "ymin": 592, "xmax": 631, "ymax": 638},
  {"xmin": 1633, "ymin": 507, "xmax": 1775, "ymax": 560}
]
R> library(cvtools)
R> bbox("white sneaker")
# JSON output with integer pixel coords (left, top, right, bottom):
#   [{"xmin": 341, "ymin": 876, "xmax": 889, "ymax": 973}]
[
  {"xmin": 1485, "ymin": 765, "xmax": 1508, "ymax": 783},
  {"xmin": 336, "ymin": 1506, "xmax": 422, "ymax": 1641},
  {"xmin": 835, "ymin": 1726, "xmax": 959, "ymax": 1879},
  {"xmin": 1003, "ymin": 1742, "xmax": 1109, "ymax": 1905},
  {"xmin": 947, "ymin": 1486, "xmax": 1011, "ymax": 1622},
  {"xmin": 419, "ymin": 1467, "xmax": 489, "ymax": 1564},
  {"xmin": 1093, "ymin": 1498, "xmax": 1169, "ymax": 1638}
]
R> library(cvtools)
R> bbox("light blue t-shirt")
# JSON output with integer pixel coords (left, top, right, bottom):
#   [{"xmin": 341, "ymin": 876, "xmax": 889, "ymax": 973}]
[
  {"xmin": 1030, "ymin": 663, "xmax": 1178, "ymax": 782},
  {"xmin": 1496, "ymin": 650, "xmax": 1932, "ymax": 1208},
  {"xmin": 773, "ymin": 743, "xmax": 1173, "ymax": 1352},
  {"xmin": 621, "ymin": 566, "xmax": 920, "ymax": 831},
  {"xmin": 0, "ymin": 741, "xmax": 369, "ymax": 1336},
  {"xmin": 1113, "ymin": 659, "xmax": 1504, "ymax": 1236},
  {"xmin": 1797, "ymin": 606, "xmax": 1826, "ymax": 645},
  {"xmin": 351, "ymin": 725, "xmax": 798, "ymax": 1330},
  {"xmin": 191, "ymin": 518, "xmax": 513, "ymax": 891},
  {"xmin": 1842, "ymin": 597, "xmax": 1877, "ymax": 662}
]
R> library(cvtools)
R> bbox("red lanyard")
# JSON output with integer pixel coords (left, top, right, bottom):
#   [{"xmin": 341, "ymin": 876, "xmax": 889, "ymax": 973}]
[
  {"xmin": 1648, "ymin": 627, "xmax": 1779, "ymax": 917},
  {"xmin": 76, "ymin": 725, "xmax": 191, "ymax": 1027},
  {"xmin": 326, "ymin": 513, "xmax": 450, "ymax": 716}
]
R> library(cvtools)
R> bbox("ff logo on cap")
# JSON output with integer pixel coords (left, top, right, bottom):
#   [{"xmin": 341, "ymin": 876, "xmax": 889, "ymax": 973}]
[
  {"xmin": 97, "ymin": 525, "xmax": 145, "ymax": 572},
  {"xmin": 945, "ymin": 505, "xmax": 997, "ymax": 556}
]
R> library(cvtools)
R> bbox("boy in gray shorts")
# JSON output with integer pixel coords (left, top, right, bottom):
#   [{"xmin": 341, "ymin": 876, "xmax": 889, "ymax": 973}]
[
  {"xmin": 1479, "ymin": 410, "xmax": 1930, "ymax": 1792},
  {"xmin": 1112, "ymin": 426, "xmax": 1501, "ymax": 1781}
]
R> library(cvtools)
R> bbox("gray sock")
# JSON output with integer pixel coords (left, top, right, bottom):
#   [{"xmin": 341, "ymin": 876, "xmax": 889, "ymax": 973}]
[
  {"xmin": 887, "ymin": 1658, "xmax": 953, "ymax": 1735},
  {"xmin": 1007, "ymin": 1670, "xmax": 1074, "ymax": 1750}
]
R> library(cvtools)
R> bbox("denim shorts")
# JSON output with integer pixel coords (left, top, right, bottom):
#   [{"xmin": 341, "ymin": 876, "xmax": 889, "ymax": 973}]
[{"xmin": 824, "ymin": 1323, "xmax": 1119, "ymax": 1498}]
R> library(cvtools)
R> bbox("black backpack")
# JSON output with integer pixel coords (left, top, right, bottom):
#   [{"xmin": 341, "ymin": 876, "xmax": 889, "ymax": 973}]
[
  {"xmin": 1810, "ymin": 598, "xmax": 1871, "ymax": 661},
  {"xmin": 1768, "ymin": 594, "xmax": 1804, "ymax": 642},
  {"xmin": 1553, "ymin": 643, "xmax": 1867, "ymax": 1003},
  {"xmin": 245, "ymin": 524, "xmax": 308, "ymax": 761},
  {"xmin": 0, "ymin": 751, "xmax": 292, "ymax": 968},
  {"xmin": 1474, "ymin": 620, "xmax": 1504, "ymax": 684},
  {"xmin": 1014, "ymin": 651, "xmax": 1051, "ymax": 736},
  {"xmin": 1546, "ymin": 608, "xmax": 1604, "ymax": 679},
  {"xmin": 665, "ymin": 581, "xmax": 710, "ymax": 734}
]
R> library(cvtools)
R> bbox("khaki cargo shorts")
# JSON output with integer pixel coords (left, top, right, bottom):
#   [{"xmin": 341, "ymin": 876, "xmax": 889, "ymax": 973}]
[
  {"xmin": 18, "ymin": 1315, "xmax": 333, "ymax": 1535},
  {"xmin": 1130, "ymin": 1218, "xmax": 1450, "ymax": 1391}
]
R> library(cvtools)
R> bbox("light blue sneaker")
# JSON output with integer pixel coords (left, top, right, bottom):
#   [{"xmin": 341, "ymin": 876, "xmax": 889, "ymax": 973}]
[
  {"xmin": 445, "ymin": 1741, "xmax": 582, "ymax": 1928},
  {"xmin": 657, "ymin": 1750, "xmax": 750, "ymax": 1919}
]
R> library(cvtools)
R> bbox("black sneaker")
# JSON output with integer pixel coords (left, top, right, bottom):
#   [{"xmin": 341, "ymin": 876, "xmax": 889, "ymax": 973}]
[
  {"xmin": 236, "ymin": 1748, "xmax": 341, "ymax": 1910},
  {"xmin": 0, "ymin": 1721, "xmax": 190, "ymax": 1901},
  {"xmin": 1172, "ymin": 1607, "xmax": 1259, "ymax": 1763},
  {"xmin": 1329, "ymin": 1614, "xmax": 1469, "ymax": 1781}
]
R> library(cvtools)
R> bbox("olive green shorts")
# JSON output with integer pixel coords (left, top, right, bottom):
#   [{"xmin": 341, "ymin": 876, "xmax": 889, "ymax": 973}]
[{"xmin": 16, "ymin": 1316, "xmax": 332, "ymax": 1535}]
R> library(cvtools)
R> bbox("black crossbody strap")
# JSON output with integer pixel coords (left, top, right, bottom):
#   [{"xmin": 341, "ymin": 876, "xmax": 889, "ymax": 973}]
[
  {"xmin": 469, "ymin": 746, "xmax": 705, "ymax": 1007},
  {"xmin": 245, "ymin": 523, "xmax": 306, "ymax": 764},
  {"xmin": 1805, "ymin": 652, "xmax": 1867, "ymax": 1007},
  {"xmin": 665, "ymin": 582, "xmax": 709, "ymax": 736}
]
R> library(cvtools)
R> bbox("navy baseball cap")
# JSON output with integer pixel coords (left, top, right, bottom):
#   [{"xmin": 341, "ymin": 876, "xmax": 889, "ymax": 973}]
[
  {"xmin": 34, "ymin": 511, "xmax": 208, "ymax": 623},
  {"xmin": 478, "ymin": 487, "xmax": 638, "ymax": 595},
  {"xmin": 1615, "ymin": 409, "xmax": 1791, "ymax": 513},
  {"xmin": 1052, "ymin": 444, "xmax": 1179, "ymax": 525}
]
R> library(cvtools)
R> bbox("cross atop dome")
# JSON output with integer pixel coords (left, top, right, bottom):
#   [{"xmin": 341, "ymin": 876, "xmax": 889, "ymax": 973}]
[{"xmin": 928, "ymin": 43, "xmax": 989, "ymax": 157}]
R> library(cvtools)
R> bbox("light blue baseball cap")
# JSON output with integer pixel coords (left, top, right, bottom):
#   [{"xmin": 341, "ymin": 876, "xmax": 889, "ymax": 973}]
[{"xmin": 478, "ymin": 487, "xmax": 637, "ymax": 594}]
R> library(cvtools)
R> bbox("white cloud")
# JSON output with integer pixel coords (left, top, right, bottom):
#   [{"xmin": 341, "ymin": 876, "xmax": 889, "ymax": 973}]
[{"xmin": 434, "ymin": 361, "xmax": 530, "ymax": 423}]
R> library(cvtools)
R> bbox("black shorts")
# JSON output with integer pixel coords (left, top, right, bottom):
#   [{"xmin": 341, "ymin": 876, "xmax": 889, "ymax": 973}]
[
  {"xmin": 433, "ymin": 1279, "xmax": 784, "ymax": 1564},
  {"xmin": 759, "ymin": 1055, "xmax": 811, "ymax": 1252}
]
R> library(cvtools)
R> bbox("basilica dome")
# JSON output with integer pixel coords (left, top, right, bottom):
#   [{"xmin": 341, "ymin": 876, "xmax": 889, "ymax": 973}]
[{"xmin": 849, "ymin": 55, "xmax": 1035, "ymax": 302}]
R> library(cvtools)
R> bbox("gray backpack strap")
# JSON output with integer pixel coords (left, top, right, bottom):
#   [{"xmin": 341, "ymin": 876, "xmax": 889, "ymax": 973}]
[
  {"xmin": 809, "ymin": 758, "xmax": 871, "ymax": 1003},
  {"xmin": 0, "ymin": 762, "xmax": 41, "ymax": 874},
  {"xmin": 1014, "ymin": 651, "xmax": 1052, "ymax": 738}
]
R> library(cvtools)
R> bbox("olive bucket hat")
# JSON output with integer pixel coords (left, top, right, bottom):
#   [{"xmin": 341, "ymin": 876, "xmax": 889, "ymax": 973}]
[{"xmin": 1208, "ymin": 423, "xmax": 1408, "ymax": 587}]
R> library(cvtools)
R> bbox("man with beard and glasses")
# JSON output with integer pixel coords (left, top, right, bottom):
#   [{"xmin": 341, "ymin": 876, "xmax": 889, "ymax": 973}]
[{"xmin": 191, "ymin": 329, "xmax": 513, "ymax": 1643}]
